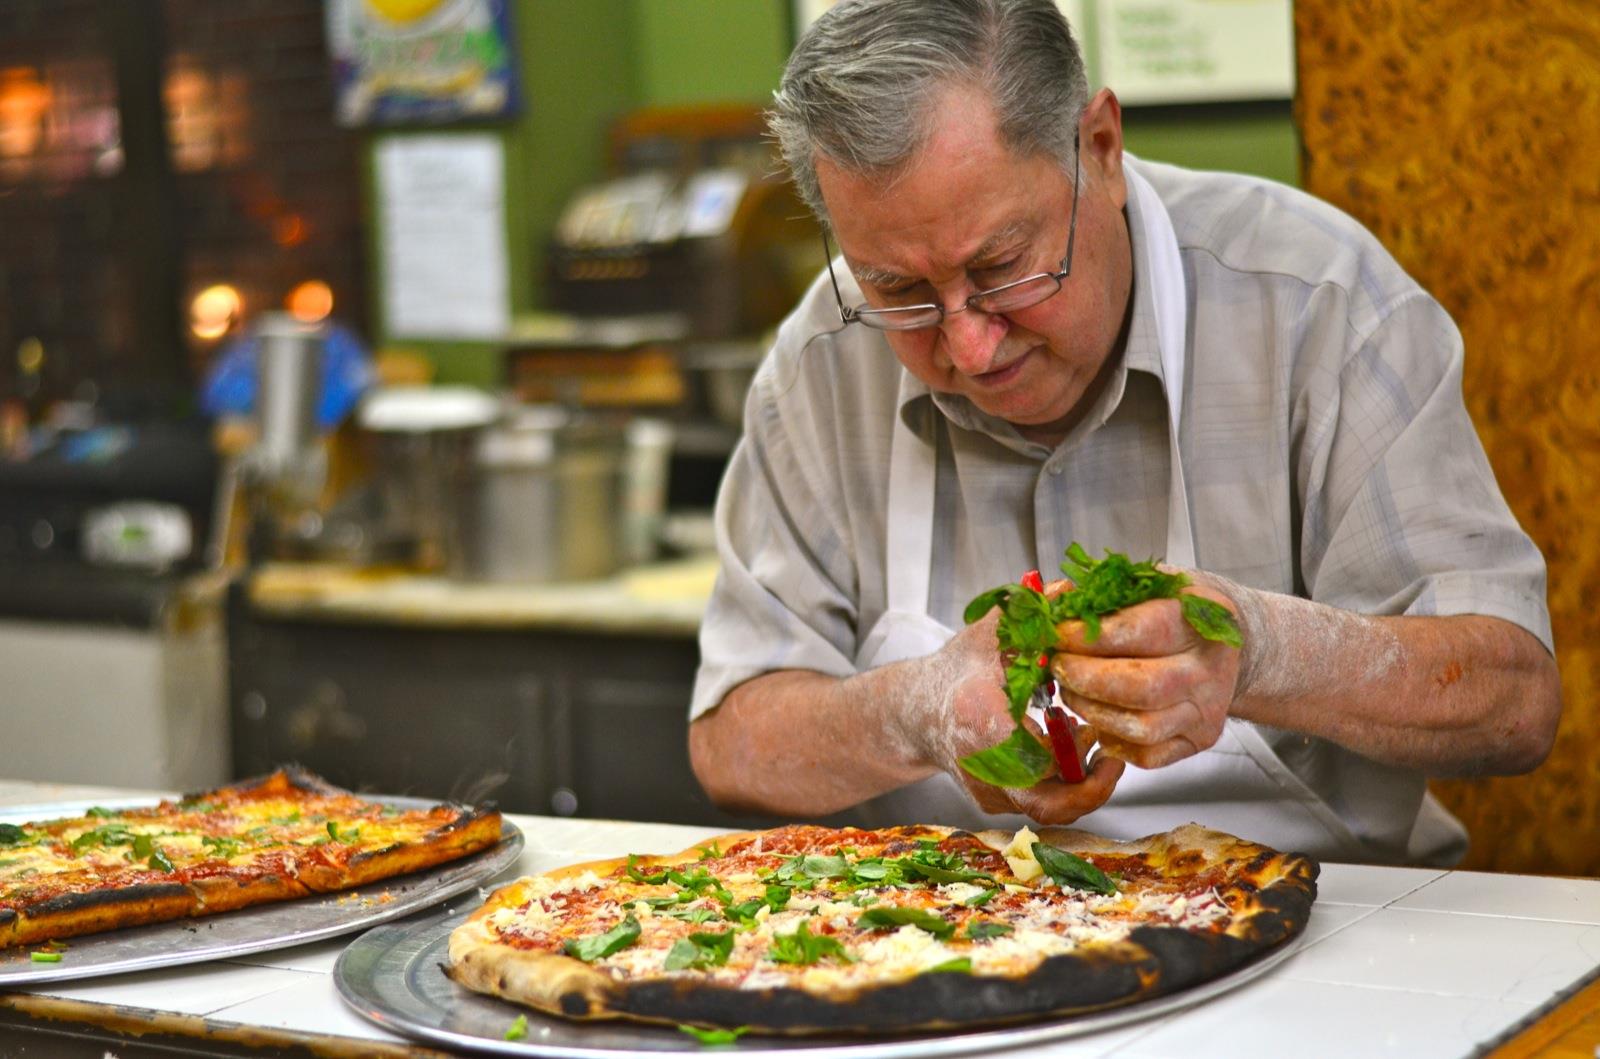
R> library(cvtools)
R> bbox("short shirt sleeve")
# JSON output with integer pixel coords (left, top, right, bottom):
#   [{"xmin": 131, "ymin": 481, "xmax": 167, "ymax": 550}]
[
  {"xmin": 1300, "ymin": 292, "xmax": 1553, "ymax": 653},
  {"xmin": 689, "ymin": 339, "xmax": 866, "ymax": 721}
]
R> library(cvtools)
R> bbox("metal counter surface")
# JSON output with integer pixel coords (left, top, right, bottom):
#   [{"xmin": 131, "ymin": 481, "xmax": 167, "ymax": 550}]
[{"xmin": 1, "ymin": 781, "xmax": 1597, "ymax": 1058}]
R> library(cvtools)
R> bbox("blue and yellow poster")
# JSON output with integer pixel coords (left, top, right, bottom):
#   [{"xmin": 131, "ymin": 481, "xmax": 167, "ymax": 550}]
[{"xmin": 326, "ymin": 0, "xmax": 520, "ymax": 126}]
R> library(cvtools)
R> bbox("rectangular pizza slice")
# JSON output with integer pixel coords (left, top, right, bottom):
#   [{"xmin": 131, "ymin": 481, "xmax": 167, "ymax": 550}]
[{"xmin": 0, "ymin": 767, "xmax": 502, "ymax": 949}]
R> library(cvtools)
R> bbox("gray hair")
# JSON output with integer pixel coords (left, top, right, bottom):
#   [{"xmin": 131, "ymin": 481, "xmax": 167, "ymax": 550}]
[{"xmin": 770, "ymin": 0, "xmax": 1090, "ymax": 222}]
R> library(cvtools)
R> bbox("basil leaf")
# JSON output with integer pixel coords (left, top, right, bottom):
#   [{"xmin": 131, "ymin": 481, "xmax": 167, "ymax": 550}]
[
  {"xmin": 958, "ymin": 728, "xmax": 1055, "ymax": 788},
  {"xmin": 696, "ymin": 843, "xmax": 722, "ymax": 861},
  {"xmin": 1051, "ymin": 546, "xmax": 1193, "ymax": 642},
  {"xmin": 763, "ymin": 884, "xmax": 791, "ymax": 911},
  {"xmin": 1031, "ymin": 842, "xmax": 1117, "ymax": 896},
  {"xmin": 855, "ymin": 906, "xmax": 953, "ymax": 939},
  {"xmin": 131, "ymin": 834, "xmax": 153, "ymax": 859},
  {"xmin": 643, "ymin": 892, "xmax": 695, "ymax": 908},
  {"xmin": 899, "ymin": 851, "xmax": 993, "ymax": 886},
  {"xmin": 1061, "ymin": 541, "xmax": 1095, "ymax": 583},
  {"xmin": 667, "ymin": 867, "xmax": 724, "ymax": 894},
  {"xmin": 0, "ymin": 824, "xmax": 32, "ymax": 847},
  {"xmin": 1180, "ymin": 593, "xmax": 1243, "ymax": 647},
  {"xmin": 202, "ymin": 835, "xmax": 245, "ymax": 859},
  {"xmin": 845, "ymin": 859, "xmax": 891, "ymax": 882},
  {"xmin": 777, "ymin": 854, "xmax": 847, "ymax": 881},
  {"xmin": 326, "ymin": 821, "xmax": 361, "ymax": 843},
  {"xmin": 963, "ymin": 586, "xmax": 1011, "ymax": 625},
  {"xmin": 963, "ymin": 888, "xmax": 999, "ymax": 907},
  {"xmin": 563, "ymin": 914, "xmax": 642, "ymax": 962},
  {"xmin": 664, "ymin": 929, "xmax": 736, "ymax": 970},
  {"xmin": 658, "ymin": 906, "xmax": 721, "ymax": 925},
  {"xmin": 678, "ymin": 1024, "xmax": 750, "ymax": 1045},
  {"xmin": 625, "ymin": 854, "xmax": 670, "ymax": 885},
  {"xmin": 85, "ymin": 806, "xmax": 117, "ymax": 819},
  {"xmin": 926, "ymin": 957, "xmax": 972, "ymax": 973},
  {"xmin": 147, "ymin": 848, "xmax": 175, "ymax": 872},
  {"xmin": 964, "ymin": 920, "xmax": 1013, "ymax": 940},
  {"xmin": 504, "ymin": 1014, "xmax": 528, "ymax": 1040},
  {"xmin": 766, "ymin": 921, "xmax": 853, "ymax": 965},
  {"xmin": 71, "ymin": 824, "xmax": 134, "ymax": 852}
]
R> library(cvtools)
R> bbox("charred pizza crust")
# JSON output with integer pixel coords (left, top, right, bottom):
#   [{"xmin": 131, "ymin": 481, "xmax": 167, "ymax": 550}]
[
  {"xmin": 447, "ymin": 822, "xmax": 1316, "ymax": 1035},
  {"xmin": 0, "ymin": 767, "xmax": 502, "ymax": 948}
]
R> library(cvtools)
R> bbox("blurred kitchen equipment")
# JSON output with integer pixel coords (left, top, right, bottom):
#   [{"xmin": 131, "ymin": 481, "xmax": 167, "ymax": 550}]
[
  {"xmin": 466, "ymin": 406, "xmax": 630, "ymax": 583},
  {"xmin": 0, "ymin": 415, "xmax": 226, "ymax": 791},
  {"xmin": 622, "ymin": 417, "xmax": 673, "ymax": 566},
  {"xmin": 358, "ymin": 385, "xmax": 499, "ymax": 572},
  {"xmin": 681, "ymin": 339, "xmax": 764, "ymax": 430},
  {"xmin": 81, "ymin": 501, "xmax": 193, "ymax": 571},
  {"xmin": 545, "ymin": 105, "xmax": 819, "ymax": 341},
  {"xmin": 243, "ymin": 312, "xmax": 328, "ymax": 529}
]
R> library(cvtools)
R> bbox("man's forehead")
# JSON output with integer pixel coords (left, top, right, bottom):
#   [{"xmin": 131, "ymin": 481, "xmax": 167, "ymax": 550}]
[{"xmin": 842, "ymin": 216, "xmax": 1037, "ymax": 285}]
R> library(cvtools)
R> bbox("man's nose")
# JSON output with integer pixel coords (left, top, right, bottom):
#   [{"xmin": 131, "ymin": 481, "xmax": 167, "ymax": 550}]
[{"xmin": 939, "ymin": 305, "xmax": 1008, "ymax": 375}]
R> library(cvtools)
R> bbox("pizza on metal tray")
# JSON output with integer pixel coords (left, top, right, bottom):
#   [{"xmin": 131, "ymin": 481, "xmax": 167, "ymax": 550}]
[
  {"xmin": 0, "ymin": 767, "xmax": 502, "ymax": 950},
  {"xmin": 447, "ymin": 821, "xmax": 1317, "ymax": 1035}
]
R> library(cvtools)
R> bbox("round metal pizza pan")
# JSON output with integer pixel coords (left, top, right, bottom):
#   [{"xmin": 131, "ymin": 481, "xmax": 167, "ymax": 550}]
[
  {"xmin": 0, "ymin": 795, "xmax": 523, "ymax": 985},
  {"xmin": 335, "ymin": 903, "xmax": 1306, "ymax": 1058}
]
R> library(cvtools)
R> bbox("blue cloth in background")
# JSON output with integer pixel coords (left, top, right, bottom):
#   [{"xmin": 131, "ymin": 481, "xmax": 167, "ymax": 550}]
[{"xmin": 199, "ymin": 320, "xmax": 372, "ymax": 431}]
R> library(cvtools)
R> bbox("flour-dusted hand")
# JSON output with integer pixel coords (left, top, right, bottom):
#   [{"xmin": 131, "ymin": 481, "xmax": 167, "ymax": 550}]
[
  {"xmin": 916, "ymin": 595, "xmax": 1123, "ymax": 823},
  {"xmin": 1050, "ymin": 573, "xmax": 1244, "ymax": 769}
]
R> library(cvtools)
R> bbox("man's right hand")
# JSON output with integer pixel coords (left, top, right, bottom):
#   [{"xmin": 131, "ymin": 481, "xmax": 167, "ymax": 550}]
[{"xmin": 907, "ymin": 608, "xmax": 1125, "ymax": 825}]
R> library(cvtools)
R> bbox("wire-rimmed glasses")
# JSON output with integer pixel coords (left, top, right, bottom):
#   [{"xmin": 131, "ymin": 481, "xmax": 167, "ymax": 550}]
[{"xmin": 823, "ymin": 134, "xmax": 1081, "ymax": 332}]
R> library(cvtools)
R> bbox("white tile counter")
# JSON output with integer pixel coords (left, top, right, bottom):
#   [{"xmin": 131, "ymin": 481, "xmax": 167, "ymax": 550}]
[{"xmin": 2, "ymin": 784, "xmax": 1597, "ymax": 1057}]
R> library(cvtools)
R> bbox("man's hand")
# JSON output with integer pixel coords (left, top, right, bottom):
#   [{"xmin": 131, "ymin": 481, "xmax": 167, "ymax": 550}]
[
  {"xmin": 910, "ymin": 605, "xmax": 1124, "ymax": 823},
  {"xmin": 1049, "ymin": 577, "xmax": 1242, "ymax": 769}
]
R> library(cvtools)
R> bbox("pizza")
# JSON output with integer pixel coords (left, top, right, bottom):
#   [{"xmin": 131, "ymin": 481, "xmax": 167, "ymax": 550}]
[
  {"xmin": 446, "ymin": 820, "xmax": 1316, "ymax": 1035},
  {"xmin": 0, "ymin": 768, "xmax": 502, "ymax": 949}
]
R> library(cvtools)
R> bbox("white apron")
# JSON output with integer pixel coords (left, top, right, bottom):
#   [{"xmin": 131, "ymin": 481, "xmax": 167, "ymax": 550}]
[{"xmin": 850, "ymin": 164, "xmax": 1467, "ymax": 864}]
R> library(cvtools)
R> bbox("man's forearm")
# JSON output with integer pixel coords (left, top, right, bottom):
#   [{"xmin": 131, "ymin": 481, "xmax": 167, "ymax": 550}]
[
  {"xmin": 1231, "ymin": 591, "xmax": 1561, "ymax": 777},
  {"xmin": 688, "ymin": 665, "xmax": 941, "ymax": 817}
]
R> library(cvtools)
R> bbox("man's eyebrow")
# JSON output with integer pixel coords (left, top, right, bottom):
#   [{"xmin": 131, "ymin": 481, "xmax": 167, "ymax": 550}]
[{"xmin": 846, "ymin": 219, "xmax": 1035, "ymax": 288}]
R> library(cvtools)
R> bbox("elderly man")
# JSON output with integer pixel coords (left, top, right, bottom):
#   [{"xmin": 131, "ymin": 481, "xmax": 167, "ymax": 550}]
[{"xmin": 687, "ymin": 0, "xmax": 1559, "ymax": 864}]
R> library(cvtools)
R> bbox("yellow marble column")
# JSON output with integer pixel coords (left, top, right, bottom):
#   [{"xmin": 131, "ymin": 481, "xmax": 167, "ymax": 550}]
[{"xmin": 1295, "ymin": 0, "xmax": 1600, "ymax": 874}]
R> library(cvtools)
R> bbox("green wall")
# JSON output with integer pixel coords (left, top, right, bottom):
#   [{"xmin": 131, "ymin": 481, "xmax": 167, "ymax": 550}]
[
  {"xmin": 366, "ymin": 1, "xmax": 1297, "ymax": 385},
  {"xmin": 1123, "ymin": 103, "xmax": 1300, "ymax": 188},
  {"xmin": 633, "ymin": 1, "xmax": 789, "ymax": 106}
]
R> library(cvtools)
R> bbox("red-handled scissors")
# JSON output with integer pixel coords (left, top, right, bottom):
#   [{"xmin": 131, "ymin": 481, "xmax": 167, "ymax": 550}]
[{"xmin": 1021, "ymin": 569, "xmax": 1087, "ymax": 783}]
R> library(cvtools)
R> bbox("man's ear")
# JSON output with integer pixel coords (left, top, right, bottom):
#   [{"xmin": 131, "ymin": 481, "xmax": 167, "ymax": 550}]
[{"xmin": 1079, "ymin": 88, "xmax": 1126, "ymax": 209}]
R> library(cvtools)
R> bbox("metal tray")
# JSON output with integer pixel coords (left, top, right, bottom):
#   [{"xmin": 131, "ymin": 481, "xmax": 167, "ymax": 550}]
[
  {"xmin": 0, "ymin": 795, "xmax": 523, "ymax": 985},
  {"xmin": 335, "ymin": 903, "xmax": 1304, "ymax": 1058}
]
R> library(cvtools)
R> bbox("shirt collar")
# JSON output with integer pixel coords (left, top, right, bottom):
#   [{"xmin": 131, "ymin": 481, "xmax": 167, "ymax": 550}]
[{"xmin": 898, "ymin": 160, "xmax": 1166, "ymax": 454}]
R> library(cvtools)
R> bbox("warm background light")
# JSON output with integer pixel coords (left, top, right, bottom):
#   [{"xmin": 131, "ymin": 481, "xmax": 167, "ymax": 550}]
[
  {"xmin": 286, "ymin": 279, "xmax": 333, "ymax": 323},
  {"xmin": 190, "ymin": 283, "xmax": 241, "ymax": 340},
  {"xmin": 0, "ymin": 67, "xmax": 51, "ymax": 157}
]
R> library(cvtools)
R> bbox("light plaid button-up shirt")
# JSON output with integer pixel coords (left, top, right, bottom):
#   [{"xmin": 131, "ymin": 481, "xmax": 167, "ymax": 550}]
[{"xmin": 691, "ymin": 158, "xmax": 1551, "ymax": 857}]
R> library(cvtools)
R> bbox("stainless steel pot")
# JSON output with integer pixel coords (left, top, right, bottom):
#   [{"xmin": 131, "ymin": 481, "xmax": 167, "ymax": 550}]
[{"xmin": 466, "ymin": 407, "xmax": 628, "ymax": 583}]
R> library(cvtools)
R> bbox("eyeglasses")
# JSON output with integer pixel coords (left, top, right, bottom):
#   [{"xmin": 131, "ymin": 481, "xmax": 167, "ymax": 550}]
[{"xmin": 823, "ymin": 135, "xmax": 1080, "ymax": 333}]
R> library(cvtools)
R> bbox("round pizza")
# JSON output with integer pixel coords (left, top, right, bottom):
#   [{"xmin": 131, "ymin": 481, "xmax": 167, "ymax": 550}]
[{"xmin": 446, "ymin": 821, "xmax": 1317, "ymax": 1035}]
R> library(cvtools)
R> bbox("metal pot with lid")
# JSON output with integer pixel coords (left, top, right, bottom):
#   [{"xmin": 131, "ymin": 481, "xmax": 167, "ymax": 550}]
[{"xmin": 466, "ymin": 406, "xmax": 630, "ymax": 583}]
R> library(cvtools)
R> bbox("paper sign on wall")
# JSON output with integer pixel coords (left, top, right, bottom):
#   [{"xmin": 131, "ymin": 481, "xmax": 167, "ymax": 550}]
[
  {"xmin": 1096, "ymin": 0, "xmax": 1294, "ymax": 104},
  {"xmin": 375, "ymin": 133, "xmax": 511, "ymax": 340}
]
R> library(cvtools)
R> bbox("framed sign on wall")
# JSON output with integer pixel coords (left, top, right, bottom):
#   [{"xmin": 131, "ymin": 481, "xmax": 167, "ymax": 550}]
[
  {"xmin": 789, "ymin": 0, "xmax": 1292, "ymax": 107},
  {"xmin": 326, "ymin": 0, "xmax": 521, "ymax": 127}
]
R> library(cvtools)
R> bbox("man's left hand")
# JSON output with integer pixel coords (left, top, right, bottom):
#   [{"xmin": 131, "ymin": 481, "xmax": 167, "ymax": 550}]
[{"xmin": 1048, "ymin": 580, "xmax": 1243, "ymax": 768}]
